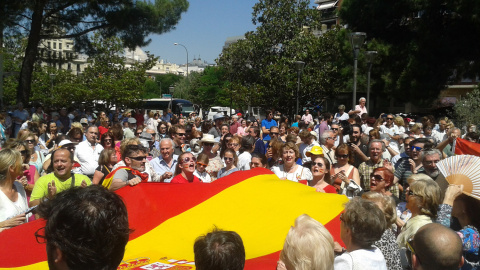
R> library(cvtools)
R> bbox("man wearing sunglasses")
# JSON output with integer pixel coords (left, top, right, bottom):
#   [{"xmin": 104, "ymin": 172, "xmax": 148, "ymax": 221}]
[
  {"xmin": 408, "ymin": 223, "xmax": 464, "ymax": 270},
  {"xmin": 110, "ymin": 145, "xmax": 148, "ymax": 191},
  {"xmin": 169, "ymin": 124, "xmax": 186, "ymax": 155}
]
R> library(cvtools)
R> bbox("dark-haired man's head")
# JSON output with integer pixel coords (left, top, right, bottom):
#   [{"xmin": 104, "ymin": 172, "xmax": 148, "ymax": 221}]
[{"xmin": 194, "ymin": 229, "xmax": 245, "ymax": 270}]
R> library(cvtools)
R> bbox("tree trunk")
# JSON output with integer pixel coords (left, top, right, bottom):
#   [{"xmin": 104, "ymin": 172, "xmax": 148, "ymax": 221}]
[{"xmin": 17, "ymin": 0, "xmax": 46, "ymax": 104}]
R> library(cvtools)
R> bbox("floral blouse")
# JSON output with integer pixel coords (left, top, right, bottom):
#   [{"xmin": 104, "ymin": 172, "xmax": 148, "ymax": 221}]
[
  {"xmin": 206, "ymin": 155, "xmax": 223, "ymax": 182},
  {"xmin": 437, "ymin": 204, "xmax": 480, "ymax": 269}
]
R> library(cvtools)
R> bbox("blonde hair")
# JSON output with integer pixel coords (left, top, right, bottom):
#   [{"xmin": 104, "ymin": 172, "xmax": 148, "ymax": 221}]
[
  {"xmin": 280, "ymin": 214, "xmax": 334, "ymax": 270},
  {"xmin": 362, "ymin": 192, "xmax": 397, "ymax": 227},
  {"xmin": 71, "ymin": 122, "xmax": 83, "ymax": 129},
  {"xmin": 0, "ymin": 149, "xmax": 22, "ymax": 182},
  {"xmin": 394, "ymin": 116, "xmax": 405, "ymax": 127},
  {"xmin": 120, "ymin": 138, "xmax": 140, "ymax": 159},
  {"xmin": 410, "ymin": 179, "xmax": 441, "ymax": 218}
]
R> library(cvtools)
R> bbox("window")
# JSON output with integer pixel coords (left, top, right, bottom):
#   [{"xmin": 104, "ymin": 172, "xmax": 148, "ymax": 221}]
[
  {"xmin": 59, "ymin": 43, "xmax": 62, "ymax": 50},
  {"xmin": 58, "ymin": 63, "xmax": 62, "ymax": 70},
  {"xmin": 67, "ymin": 63, "xmax": 71, "ymax": 70},
  {"xmin": 47, "ymin": 42, "xmax": 51, "ymax": 49},
  {"xmin": 53, "ymin": 43, "xmax": 56, "ymax": 49},
  {"xmin": 59, "ymin": 52, "xmax": 62, "ymax": 58},
  {"xmin": 77, "ymin": 64, "xmax": 80, "ymax": 71}
]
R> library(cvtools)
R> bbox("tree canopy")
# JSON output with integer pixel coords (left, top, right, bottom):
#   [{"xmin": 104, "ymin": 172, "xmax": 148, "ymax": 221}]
[
  {"xmin": 0, "ymin": 0, "xmax": 189, "ymax": 105},
  {"xmin": 217, "ymin": 0, "xmax": 344, "ymax": 117},
  {"xmin": 339, "ymin": 0, "xmax": 480, "ymax": 105}
]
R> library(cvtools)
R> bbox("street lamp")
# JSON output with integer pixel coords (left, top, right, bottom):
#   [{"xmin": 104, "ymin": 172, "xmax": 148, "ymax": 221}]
[
  {"xmin": 174, "ymin": 43, "xmax": 189, "ymax": 79},
  {"xmin": 365, "ymin": 51, "xmax": 377, "ymax": 113},
  {"xmin": 169, "ymin": 86, "xmax": 174, "ymax": 112},
  {"xmin": 295, "ymin": 61, "xmax": 305, "ymax": 117},
  {"xmin": 349, "ymin": 32, "xmax": 366, "ymax": 110}
]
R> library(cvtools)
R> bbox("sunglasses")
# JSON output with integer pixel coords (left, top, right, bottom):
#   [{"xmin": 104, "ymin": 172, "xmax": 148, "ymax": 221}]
[
  {"xmin": 370, "ymin": 174, "xmax": 384, "ymax": 182},
  {"xmin": 387, "ymin": 118, "xmax": 394, "ymax": 120},
  {"xmin": 224, "ymin": 157, "xmax": 234, "ymax": 162},
  {"xmin": 181, "ymin": 156, "xmax": 197, "ymax": 163},
  {"xmin": 128, "ymin": 156, "xmax": 146, "ymax": 161},
  {"xmin": 336, "ymin": 154, "xmax": 348, "ymax": 158},
  {"xmin": 196, "ymin": 162, "xmax": 208, "ymax": 167},
  {"xmin": 136, "ymin": 132, "xmax": 142, "ymax": 135},
  {"xmin": 25, "ymin": 139, "xmax": 35, "ymax": 144},
  {"xmin": 203, "ymin": 143, "xmax": 214, "ymax": 147},
  {"xmin": 176, "ymin": 133, "xmax": 186, "ymax": 137},
  {"xmin": 331, "ymin": 128, "xmax": 338, "ymax": 131},
  {"xmin": 311, "ymin": 162, "xmax": 324, "ymax": 168},
  {"xmin": 410, "ymin": 146, "xmax": 423, "ymax": 151},
  {"xmin": 271, "ymin": 132, "xmax": 279, "ymax": 135}
]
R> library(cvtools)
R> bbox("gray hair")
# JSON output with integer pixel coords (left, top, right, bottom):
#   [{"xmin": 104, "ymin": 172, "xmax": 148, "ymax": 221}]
[
  {"xmin": 359, "ymin": 97, "xmax": 366, "ymax": 102},
  {"xmin": 369, "ymin": 139, "xmax": 385, "ymax": 152},
  {"xmin": 159, "ymin": 138, "xmax": 174, "ymax": 149},
  {"xmin": 421, "ymin": 149, "xmax": 442, "ymax": 162},
  {"xmin": 320, "ymin": 130, "xmax": 333, "ymax": 145}
]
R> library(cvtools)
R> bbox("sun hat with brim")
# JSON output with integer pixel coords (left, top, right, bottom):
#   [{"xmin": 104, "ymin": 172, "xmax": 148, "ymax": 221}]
[
  {"xmin": 58, "ymin": 139, "xmax": 77, "ymax": 147},
  {"xmin": 200, "ymin": 134, "xmax": 216, "ymax": 144},
  {"xmin": 128, "ymin": 118, "xmax": 137, "ymax": 124},
  {"xmin": 306, "ymin": 145, "xmax": 324, "ymax": 157},
  {"xmin": 139, "ymin": 131, "xmax": 153, "ymax": 142}
]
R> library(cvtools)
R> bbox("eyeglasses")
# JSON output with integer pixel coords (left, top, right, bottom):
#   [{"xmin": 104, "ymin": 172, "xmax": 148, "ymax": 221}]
[
  {"xmin": 25, "ymin": 139, "xmax": 35, "ymax": 144},
  {"xmin": 176, "ymin": 133, "xmax": 186, "ymax": 137},
  {"xmin": 410, "ymin": 146, "xmax": 423, "ymax": 152},
  {"xmin": 336, "ymin": 154, "xmax": 348, "ymax": 158},
  {"xmin": 128, "ymin": 156, "xmax": 146, "ymax": 161},
  {"xmin": 370, "ymin": 174, "xmax": 384, "ymax": 182},
  {"xmin": 224, "ymin": 157, "xmax": 233, "ymax": 162},
  {"xmin": 34, "ymin": 227, "xmax": 46, "ymax": 244},
  {"xmin": 196, "ymin": 162, "xmax": 208, "ymax": 167},
  {"xmin": 203, "ymin": 143, "xmax": 214, "ymax": 147},
  {"xmin": 20, "ymin": 150, "xmax": 28, "ymax": 156},
  {"xmin": 311, "ymin": 162, "xmax": 324, "ymax": 168},
  {"xmin": 327, "ymin": 137, "xmax": 335, "ymax": 140},
  {"xmin": 181, "ymin": 156, "xmax": 197, "ymax": 163}
]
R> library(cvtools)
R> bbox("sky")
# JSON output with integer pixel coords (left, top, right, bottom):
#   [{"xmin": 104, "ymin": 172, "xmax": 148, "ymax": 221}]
[{"xmin": 143, "ymin": 0, "xmax": 317, "ymax": 65}]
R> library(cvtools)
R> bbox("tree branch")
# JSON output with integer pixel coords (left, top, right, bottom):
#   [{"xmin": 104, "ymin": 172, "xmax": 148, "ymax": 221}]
[
  {"xmin": 39, "ymin": 24, "xmax": 110, "ymax": 39},
  {"xmin": 43, "ymin": 1, "xmax": 77, "ymax": 18}
]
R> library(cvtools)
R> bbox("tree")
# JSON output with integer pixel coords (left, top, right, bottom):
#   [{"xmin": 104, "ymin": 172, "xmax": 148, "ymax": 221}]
[
  {"xmin": 82, "ymin": 33, "xmax": 157, "ymax": 110},
  {"xmin": 339, "ymin": 0, "xmax": 480, "ymax": 106},
  {"xmin": 217, "ymin": 0, "xmax": 344, "ymax": 117},
  {"xmin": 1, "ymin": 0, "xmax": 189, "ymax": 104},
  {"xmin": 454, "ymin": 86, "xmax": 480, "ymax": 128}
]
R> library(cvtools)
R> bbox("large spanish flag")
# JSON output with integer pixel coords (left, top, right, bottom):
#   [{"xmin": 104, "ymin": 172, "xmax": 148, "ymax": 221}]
[
  {"xmin": 455, "ymin": 137, "xmax": 480, "ymax": 156},
  {"xmin": 0, "ymin": 168, "xmax": 348, "ymax": 269}
]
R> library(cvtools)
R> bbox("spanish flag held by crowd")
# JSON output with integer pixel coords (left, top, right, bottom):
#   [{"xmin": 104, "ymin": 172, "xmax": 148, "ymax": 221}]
[
  {"xmin": 455, "ymin": 137, "xmax": 480, "ymax": 156},
  {"xmin": 0, "ymin": 168, "xmax": 348, "ymax": 269}
]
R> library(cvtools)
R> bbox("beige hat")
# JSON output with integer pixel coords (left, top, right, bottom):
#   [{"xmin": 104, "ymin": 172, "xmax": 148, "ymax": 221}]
[{"xmin": 200, "ymin": 134, "xmax": 216, "ymax": 144}]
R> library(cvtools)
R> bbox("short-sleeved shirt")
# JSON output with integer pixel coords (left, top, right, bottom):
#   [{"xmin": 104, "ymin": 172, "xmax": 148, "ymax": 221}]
[
  {"xmin": 359, "ymin": 159, "xmax": 398, "ymax": 197},
  {"xmin": 30, "ymin": 173, "xmax": 92, "ymax": 201},
  {"xmin": 171, "ymin": 174, "xmax": 201, "ymax": 183},
  {"xmin": 112, "ymin": 168, "xmax": 141, "ymax": 183},
  {"xmin": 261, "ymin": 119, "xmax": 277, "ymax": 141}
]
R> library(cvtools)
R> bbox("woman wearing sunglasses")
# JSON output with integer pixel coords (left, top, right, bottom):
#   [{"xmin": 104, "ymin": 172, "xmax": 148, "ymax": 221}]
[
  {"xmin": 397, "ymin": 178, "xmax": 441, "ymax": 249},
  {"xmin": 217, "ymin": 149, "xmax": 238, "ymax": 179},
  {"xmin": 199, "ymin": 134, "xmax": 222, "ymax": 181},
  {"xmin": 330, "ymin": 144, "xmax": 361, "ymax": 196},
  {"xmin": 309, "ymin": 157, "xmax": 336, "ymax": 193},
  {"xmin": 17, "ymin": 130, "xmax": 45, "ymax": 175},
  {"xmin": 171, "ymin": 152, "xmax": 201, "ymax": 183}
]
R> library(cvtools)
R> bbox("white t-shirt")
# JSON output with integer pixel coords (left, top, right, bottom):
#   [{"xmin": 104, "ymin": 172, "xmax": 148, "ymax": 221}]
[
  {"xmin": 271, "ymin": 164, "xmax": 312, "ymax": 183},
  {"xmin": 194, "ymin": 170, "xmax": 212, "ymax": 183},
  {"xmin": 237, "ymin": 152, "xmax": 251, "ymax": 171},
  {"xmin": 0, "ymin": 182, "xmax": 29, "ymax": 223},
  {"xmin": 334, "ymin": 246, "xmax": 387, "ymax": 270}
]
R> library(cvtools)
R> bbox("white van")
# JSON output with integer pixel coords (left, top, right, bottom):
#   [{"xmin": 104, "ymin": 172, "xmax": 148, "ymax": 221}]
[{"xmin": 206, "ymin": 107, "xmax": 235, "ymax": 120}]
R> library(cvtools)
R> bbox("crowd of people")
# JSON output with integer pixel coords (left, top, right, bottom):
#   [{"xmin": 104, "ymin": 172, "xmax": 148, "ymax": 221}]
[{"xmin": 0, "ymin": 98, "xmax": 479, "ymax": 270}]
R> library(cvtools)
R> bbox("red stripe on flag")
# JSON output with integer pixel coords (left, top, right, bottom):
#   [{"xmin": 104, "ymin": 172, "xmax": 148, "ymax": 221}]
[{"xmin": 455, "ymin": 137, "xmax": 480, "ymax": 156}]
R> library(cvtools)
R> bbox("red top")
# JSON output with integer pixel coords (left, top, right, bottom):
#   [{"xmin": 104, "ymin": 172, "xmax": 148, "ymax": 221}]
[
  {"xmin": 318, "ymin": 184, "xmax": 337, "ymax": 194},
  {"xmin": 171, "ymin": 174, "xmax": 201, "ymax": 184}
]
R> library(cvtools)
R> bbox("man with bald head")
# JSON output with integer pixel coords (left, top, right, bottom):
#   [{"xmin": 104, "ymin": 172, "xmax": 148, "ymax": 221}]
[{"xmin": 410, "ymin": 223, "xmax": 464, "ymax": 270}]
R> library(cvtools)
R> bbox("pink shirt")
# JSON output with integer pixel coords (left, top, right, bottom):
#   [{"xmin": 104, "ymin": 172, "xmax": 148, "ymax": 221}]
[
  {"xmin": 301, "ymin": 114, "xmax": 313, "ymax": 124},
  {"xmin": 354, "ymin": 105, "xmax": 368, "ymax": 116}
]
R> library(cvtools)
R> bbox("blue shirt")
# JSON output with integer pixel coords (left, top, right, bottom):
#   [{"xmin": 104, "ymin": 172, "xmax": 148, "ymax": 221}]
[
  {"xmin": 150, "ymin": 154, "xmax": 178, "ymax": 183},
  {"xmin": 261, "ymin": 118, "xmax": 277, "ymax": 141}
]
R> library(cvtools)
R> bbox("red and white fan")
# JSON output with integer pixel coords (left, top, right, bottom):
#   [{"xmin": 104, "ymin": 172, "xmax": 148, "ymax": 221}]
[{"xmin": 437, "ymin": 155, "xmax": 480, "ymax": 200}]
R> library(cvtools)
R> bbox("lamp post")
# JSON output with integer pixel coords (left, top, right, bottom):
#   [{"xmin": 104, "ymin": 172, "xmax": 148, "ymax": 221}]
[
  {"xmin": 349, "ymin": 32, "xmax": 366, "ymax": 110},
  {"xmin": 295, "ymin": 61, "xmax": 305, "ymax": 117},
  {"xmin": 365, "ymin": 51, "xmax": 377, "ymax": 114},
  {"xmin": 174, "ymin": 43, "xmax": 189, "ymax": 79},
  {"xmin": 169, "ymin": 86, "xmax": 174, "ymax": 112}
]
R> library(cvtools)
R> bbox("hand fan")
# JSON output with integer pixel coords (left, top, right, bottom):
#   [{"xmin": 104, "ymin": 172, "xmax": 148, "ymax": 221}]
[{"xmin": 437, "ymin": 155, "xmax": 480, "ymax": 200}]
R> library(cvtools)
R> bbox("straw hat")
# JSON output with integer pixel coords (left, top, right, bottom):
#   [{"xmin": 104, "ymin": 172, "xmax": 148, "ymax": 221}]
[{"xmin": 200, "ymin": 134, "xmax": 216, "ymax": 144}]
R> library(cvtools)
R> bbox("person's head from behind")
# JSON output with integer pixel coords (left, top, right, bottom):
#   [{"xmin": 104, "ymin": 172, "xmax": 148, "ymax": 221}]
[
  {"xmin": 410, "ymin": 223, "xmax": 464, "ymax": 270},
  {"xmin": 194, "ymin": 228, "xmax": 245, "ymax": 270},
  {"xmin": 280, "ymin": 214, "xmax": 334, "ymax": 270},
  {"xmin": 407, "ymin": 178, "xmax": 441, "ymax": 219},
  {"xmin": 340, "ymin": 197, "xmax": 386, "ymax": 250},
  {"xmin": 36, "ymin": 185, "xmax": 130, "ymax": 270},
  {"xmin": 361, "ymin": 192, "xmax": 397, "ymax": 228}
]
